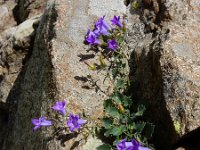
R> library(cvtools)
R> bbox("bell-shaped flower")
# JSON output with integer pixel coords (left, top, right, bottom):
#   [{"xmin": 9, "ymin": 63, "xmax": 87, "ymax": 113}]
[
  {"xmin": 67, "ymin": 114, "xmax": 87, "ymax": 132},
  {"xmin": 86, "ymin": 29, "xmax": 100, "ymax": 45},
  {"xmin": 95, "ymin": 16, "xmax": 111, "ymax": 36},
  {"xmin": 52, "ymin": 99, "xmax": 67, "ymax": 115},
  {"xmin": 111, "ymin": 15, "xmax": 123, "ymax": 28},
  {"xmin": 32, "ymin": 117, "xmax": 52, "ymax": 131},
  {"xmin": 117, "ymin": 139, "xmax": 134, "ymax": 150},
  {"xmin": 117, "ymin": 139, "xmax": 151, "ymax": 150},
  {"xmin": 108, "ymin": 39, "xmax": 118, "ymax": 51}
]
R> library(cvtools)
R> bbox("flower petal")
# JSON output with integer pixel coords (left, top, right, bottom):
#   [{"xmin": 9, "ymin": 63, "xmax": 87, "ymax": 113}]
[
  {"xmin": 31, "ymin": 119, "xmax": 39, "ymax": 125},
  {"xmin": 138, "ymin": 146, "xmax": 151, "ymax": 150},
  {"xmin": 125, "ymin": 142, "xmax": 133, "ymax": 148},
  {"xmin": 33, "ymin": 125, "xmax": 40, "ymax": 131},
  {"xmin": 40, "ymin": 120, "xmax": 52, "ymax": 126},
  {"xmin": 59, "ymin": 109, "xmax": 66, "ymax": 115},
  {"xmin": 77, "ymin": 119, "xmax": 87, "ymax": 125}
]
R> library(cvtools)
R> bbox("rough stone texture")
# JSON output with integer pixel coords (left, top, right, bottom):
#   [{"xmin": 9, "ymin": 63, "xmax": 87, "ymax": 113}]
[
  {"xmin": 2, "ymin": 0, "xmax": 126, "ymax": 149},
  {"xmin": 127, "ymin": 0, "xmax": 200, "ymax": 149},
  {"xmin": 0, "ymin": 15, "xmax": 40, "ymax": 104},
  {"xmin": 127, "ymin": 12, "xmax": 177, "ymax": 150},
  {"xmin": 1, "ymin": 0, "xmax": 199, "ymax": 149},
  {"xmin": 0, "ymin": 1, "xmax": 17, "ymax": 32},
  {"xmin": 14, "ymin": 0, "xmax": 47, "ymax": 24},
  {"xmin": 163, "ymin": 0, "xmax": 200, "ymax": 133}
]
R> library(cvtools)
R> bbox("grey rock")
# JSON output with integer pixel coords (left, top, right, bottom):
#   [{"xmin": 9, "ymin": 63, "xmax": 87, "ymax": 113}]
[
  {"xmin": 12, "ymin": 15, "xmax": 41, "ymax": 48},
  {"xmin": 2, "ymin": 0, "xmax": 126, "ymax": 149},
  {"xmin": 163, "ymin": 0, "xmax": 200, "ymax": 136},
  {"xmin": 127, "ymin": 0, "xmax": 200, "ymax": 149},
  {"xmin": 0, "ymin": 15, "xmax": 40, "ymax": 105},
  {"xmin": 0, "ymin": 6, "xmax": 9, "ymax": 29}
]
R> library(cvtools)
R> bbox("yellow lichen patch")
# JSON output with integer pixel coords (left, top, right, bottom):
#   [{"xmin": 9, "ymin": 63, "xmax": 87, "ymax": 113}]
[{"xmin": 174, "ymin": 120, "xmax": 181, "ymax": 134}]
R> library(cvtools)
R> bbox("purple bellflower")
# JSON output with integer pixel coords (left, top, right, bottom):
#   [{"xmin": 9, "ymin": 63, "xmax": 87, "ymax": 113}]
[
  {"xmin": 52, "ymin": 99, "xmax": 67, "ymax": 115},
  {"xmin": 95, "ymin": 16, "xmax": 111, "ymax": 36},
  {"xmin": 117, "ymin": 139, "xmax": 151, "ymax": 150},
  {"xmin": 86, "ymin": 29, "xmax": 100, "ymax": 45},
  {"xmin": 111, "ymin": 15, "xmax": 123, "ymax": 28},
  {"xmin": 67, "ymin": 114, "xmax": 87, "ymax": 132},
  {"xmin": 131, "ymin": 139, "xmax": 151, "ymax": 150},
  {"xmin": 117, "ymin": 139, "xmax": 134, "ymax": 150},
  {"xmin": 32, "ymin": 117, "xmax": 52, "ymax": 131},
  {"xmin": 108, "ymin": 39, "xmax": 118, "ymax": 51}
]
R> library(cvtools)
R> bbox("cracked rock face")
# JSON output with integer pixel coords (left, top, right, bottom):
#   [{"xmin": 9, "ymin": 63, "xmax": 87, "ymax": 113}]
[
  {"xmin": 162, "ymin": 0, "xmax": 200, "ymax": 134},
  {"xmin": 127, "ymin": 0, "xmax": 200, "ymax": 149},
  {"xmin": 2, "ymin": 0, "xmax": 126, "ymax": 149},
  {"xmin": 1, "ymin": 0, "xmax": 199, "ymax": 150}
]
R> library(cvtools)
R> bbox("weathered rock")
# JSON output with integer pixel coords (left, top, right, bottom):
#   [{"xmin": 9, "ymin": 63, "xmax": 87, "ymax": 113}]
[
  {"xmin": 0, "ymin": 1, "xmax": 17, "ymax": 32},
  {"xmin": 162, "ymin": 0, "xmax": 200, "ymax": 134},
  {"xmin": 127, "ymin": 0, "xmax": 200, "ymax": 149},
  {"xmin": 0, "ymin": 15, "xmax": 41, "ymax": 105},
  {"xmin": 2, "ymin": 0, "xmax": 126, "ymax": 149},
  {"xmin": 1, "ymin": 0, "xmax": 199, "ymax": 149},
  {"xmin": 14, "ymin": 0, "xmax": 48, "ymax": 24},
  {"xmin": 0, "ymin": 6, "xmax": 9, "ymax": 26},
  {"xmin": 11, "ymin": 15, "xmax": 41, "ymax": 48}
]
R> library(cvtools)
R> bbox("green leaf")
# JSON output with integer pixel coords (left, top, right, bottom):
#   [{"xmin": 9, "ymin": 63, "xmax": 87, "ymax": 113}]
[
  {"xmin": 105, "ymin": 106, "xmax": 119, "ymax": 117},
  {"xmin": 135, "ymin": 105, "xmax": 146, "ymax": 116},
  {"xmin": 96, "ymin": 144, "xmax": 112, "ymax": 150},
  {"xmin": 122, "ymin": 95, "xmax": 132, "ymax": 107},
  {"xmin": 135, "ymin": 122, "xmax": 146, "ymax": 133},
  {"xmin": 120, "ymin": 114, "xmax": 128, "ymax": 123},
  {"xmin": 111, "ymin": 92, "xmax": 122, "ymax": 104},
  {"xmin": 113, "ymin": 139, "xmax": 120, "ymax": 146},
  {"xmin": 103, "ymin": 99, "xmax": 113, "ymax": 108},
  {"xmin": 128, "ymin": 122, "xmax": 136, "ymax": 130},
  {"xmin": 104, "ymin": 129, "xmax": 112, "ymax": 137},
  {"xmin": 102, "ymin": 118, "xmax": 113, "ymax": 129},
  {"xmin": 110, "ymin": 126, "xmax": 124, "ymax": 136},
  {"xmin": 112, "ymin": 68, "xmax": 118, "ymax": 78},
  {"xmin": 115, "ymin": 79, "xmax": 126, "ymax": 89}
]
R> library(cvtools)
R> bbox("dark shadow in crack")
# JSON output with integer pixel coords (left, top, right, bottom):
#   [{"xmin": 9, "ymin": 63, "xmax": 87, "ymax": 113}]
[
  {"xmin": 173, "ymin": 127, "xmax": 200, "ymax": 150},
  {"xmin": 2, "ymin": 2, "xmax": 58, "ymax": 150},
  {"xmin": 128, "ymin": 31, "xmax": 179, "ymax": 150}
]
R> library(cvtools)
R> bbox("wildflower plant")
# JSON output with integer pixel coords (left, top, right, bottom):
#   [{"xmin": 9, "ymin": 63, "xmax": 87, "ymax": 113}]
[
  {"xmin": 84, "ymin": 15, "xmax": 155, "ymax": 149},
  {"xmin": 31, "ymin": 14, "xmax": 155, "ymax": 150},
  {"xmin": 31, "ymin": 99, "xmax": 87, "ymax": 142}
]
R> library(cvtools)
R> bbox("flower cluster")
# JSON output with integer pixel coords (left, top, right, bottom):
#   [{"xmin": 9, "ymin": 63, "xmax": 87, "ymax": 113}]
[
  {"xmin": 32, "ymin": 99, "xmax": 86, "ymax": 132},
  {"xmin": 85, "ymin": 15, "xmax": 124, "ymax": 51},
  {"xmin": 85, "ymin": 15, "xmax": 153, "ymax": 149},
  {"xmin": 117, "ymin": 139, "xmax": 150, "ymax": 150}
]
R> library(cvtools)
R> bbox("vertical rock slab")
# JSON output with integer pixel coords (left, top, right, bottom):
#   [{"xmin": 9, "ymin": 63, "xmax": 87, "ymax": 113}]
[
  {"xmin": 162, "ymin": 0, "xmax": 200, "ymax": 134},
  {"xmin": 127, "ymin": 0, "xmax": 200, "ymax": 149},
  {"xmin": 3, "ymin": 0, "xmax": 126, "ymax": 150}
]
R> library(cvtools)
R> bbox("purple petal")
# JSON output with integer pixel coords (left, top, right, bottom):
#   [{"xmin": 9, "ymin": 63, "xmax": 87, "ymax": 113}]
[
  {"xmin": 117, "ymin": 139, "xmax": 127, "ymax": 150},
  {"xmin": 138, "ymin": 146, "xmax": 151, "ymax": 150},
  {"xmin": 52, "ymin": 105, "xmax": 60, "ymax": 110},
  {"xmin": 131, "ymin": 139, "xmax": 140, "ymax": 147},
  {"xmin": 125, "ymin": 142, "xmax": 133, "ymax": 148},
  {"xmin": 69, "ymin": 126, "xmax": 75, "ymax": 132},
  {"xmin": 108, "ymin": 39, "xmax": 118, "ymax": 51},
  {"xmin": 77, "ymin": 119, "xmax": 87, "ymax": 125},
  {"xmin": 33, "ymin": 125, "xmax": 40, "ymax": 131},
  {"xmin": 95, "ymin": 16, "xmax": 111, "ymax": 36},
  {"xmin": 40, "ymin": 120, "xmax": 52, "ymax": 126},
  {"xmin": 62, "ymin": 99, "xmax": 67, "ymax": 107},
  {"xmin": 32, "ymin": 119, "xmax": 39, "ymax": 125},
  {"xmin": 86, "ymin": 30, "xmax": 100, "ymax": 45},
  {"xmin": 59, "ymin": 109, "xmax": 66, "ymax": 115},
  {"xmin": 111, "ymin": 15, "xmax": 123, "ymax": 28}
]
